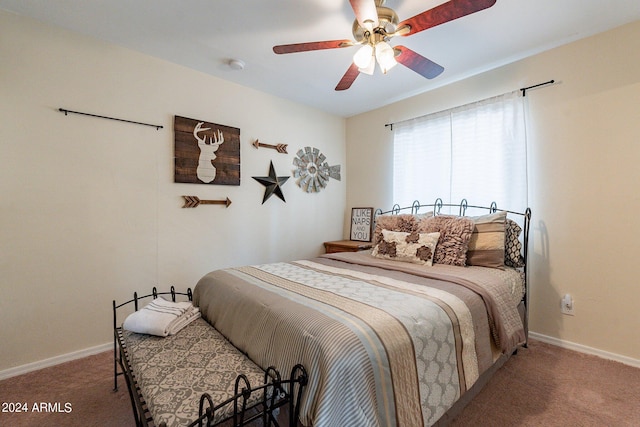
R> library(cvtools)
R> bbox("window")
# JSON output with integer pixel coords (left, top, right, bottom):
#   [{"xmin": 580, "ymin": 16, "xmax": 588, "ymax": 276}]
[{"xmin": 393, "ymin": 90, "xmax": 527, "ymax": 212}]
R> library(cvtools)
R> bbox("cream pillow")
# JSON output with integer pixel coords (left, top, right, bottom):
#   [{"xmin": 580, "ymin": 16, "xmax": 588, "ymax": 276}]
[{"xmin": 372, "ymin": 229, "xmax": 440, "ymax": 266}]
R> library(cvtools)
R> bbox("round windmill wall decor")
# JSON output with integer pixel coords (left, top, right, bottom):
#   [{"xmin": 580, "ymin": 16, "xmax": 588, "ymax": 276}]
[{"xmin": 293, "ymin": 147, "xmax": 341, "ymax": 193}]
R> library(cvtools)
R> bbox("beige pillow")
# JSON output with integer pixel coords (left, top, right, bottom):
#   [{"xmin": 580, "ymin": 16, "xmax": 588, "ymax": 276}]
[
  {"xmin": 417, "ymin": 215, "xmax": 475, "ymax": 266},
  {"xmin": 372, "ymin": 229, "xmax": 440, "ymax": 266},
  {"xmin": 466, "ymin": 211, "xmax": 507, "ymax": 269}
]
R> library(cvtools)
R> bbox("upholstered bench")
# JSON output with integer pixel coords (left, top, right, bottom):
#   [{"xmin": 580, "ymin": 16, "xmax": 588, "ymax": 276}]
[{"xmin": 113, "ymin": 287, "xmax": 307, "ymax": 427}]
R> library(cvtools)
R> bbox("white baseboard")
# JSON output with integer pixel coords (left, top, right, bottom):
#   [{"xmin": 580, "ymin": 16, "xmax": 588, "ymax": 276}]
[
  {"xmin": 0, "ymin": 342, "xmax": 111, "ymax": 381},
  {"xmin": 529, "ymin": 332, "xmax": 640, "ymax": 369}
]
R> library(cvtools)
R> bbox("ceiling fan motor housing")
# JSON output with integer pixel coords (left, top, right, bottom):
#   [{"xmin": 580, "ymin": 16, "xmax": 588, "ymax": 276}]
[{"xmin": 352, "ymin": 5, "xmax": 399, "ymax": 43}]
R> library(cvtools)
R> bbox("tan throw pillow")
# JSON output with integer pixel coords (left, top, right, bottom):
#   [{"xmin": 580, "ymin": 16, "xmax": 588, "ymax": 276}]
[
  {"xmin": 466, "ymin": 211, "xmax": 507, "ymax": 269},
  {"xmin": 372, "ymin": 214, "xmax": 417, "ymax": 245},
  {"xmin": 372, "ymin": 229, "xmax": 440, "ymax": 266},
  {"xmin": 417, "ymin": 215, "xmax": 475, "ymax": 266}
]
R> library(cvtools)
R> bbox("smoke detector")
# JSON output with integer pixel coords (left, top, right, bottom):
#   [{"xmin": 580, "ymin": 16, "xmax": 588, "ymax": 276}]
[{"xmin": 228, "ymin": 59, "xmax": 245, "ymax": 70}]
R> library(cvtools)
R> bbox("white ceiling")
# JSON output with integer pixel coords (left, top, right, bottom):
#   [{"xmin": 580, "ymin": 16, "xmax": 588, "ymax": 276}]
[{"xmin": 2, "ymin": 0, "xmax": 640, "ymax": 117}]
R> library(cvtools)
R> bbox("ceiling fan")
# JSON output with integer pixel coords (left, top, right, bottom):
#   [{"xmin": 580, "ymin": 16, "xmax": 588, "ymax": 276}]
[{"xmin": 273, "ymin": 0, "xmax": 497, "ymax": 91}]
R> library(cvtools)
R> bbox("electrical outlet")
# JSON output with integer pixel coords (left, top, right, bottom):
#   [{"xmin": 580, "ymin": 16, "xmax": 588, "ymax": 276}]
[{"xmin": 561, "ymin": 294, "xmax": 574, "ymax": 316}]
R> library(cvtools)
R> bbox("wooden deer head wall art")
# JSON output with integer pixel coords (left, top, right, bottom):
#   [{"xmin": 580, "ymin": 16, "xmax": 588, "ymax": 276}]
[{"xmin": 174, "ymin": 116, "xmax": 240, "ymax": 185}]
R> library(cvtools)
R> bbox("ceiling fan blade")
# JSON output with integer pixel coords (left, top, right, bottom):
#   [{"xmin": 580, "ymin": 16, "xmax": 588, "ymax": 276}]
[
  {"xmin": 273, "ymin": 40, "xmax": 354, "ymax": 54},
  {"xmin": 335, "ymin": 63, "xmax": 360, "ymax": 91},
  {"xmin": 394, "ymin": 46, "xmax": 444, "ymax": 79},
  {"xmin": 396, "ymin": 0, "xmax": 496, "ymax": 37},
  {"xmin": 349, "ymin": 0, "xmax": 379, "ymax": 29}
]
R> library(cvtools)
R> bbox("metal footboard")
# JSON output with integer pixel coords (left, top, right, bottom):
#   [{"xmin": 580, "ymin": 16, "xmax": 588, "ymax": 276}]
[{"xmin": 185, "ymin": 364, "xmax": 308, "ymax": 427}]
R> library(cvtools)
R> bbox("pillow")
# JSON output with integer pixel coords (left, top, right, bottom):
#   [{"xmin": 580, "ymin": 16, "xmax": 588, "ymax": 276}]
[
  {"xmin": 417, "ymin": 215, "xmax": 475, "ymax": 266},
  {"xmin": 372, "ymin": 229, "xmax": 440, "ymax": 266},
  {"xmin": 466, "ymin": 211, "xmax": 507, "ymax": 269},
  {"xmin": 504, "ymin": 218, "xmax": 525, "ymax": 268},
  {"xmin": 372, "ymin": 214, "xmax": 417, "ymax": 245},
  {"xmin": 413, "ymin": 211, "xmax": 434, "ymax": 220}
]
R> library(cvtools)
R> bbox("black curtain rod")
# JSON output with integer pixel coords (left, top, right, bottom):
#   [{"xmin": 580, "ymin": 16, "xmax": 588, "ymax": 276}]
[
  {"xmin": 59, "ymin": 108, "xmax": 163, "ymax": 130},
  {"xmin": 520, "ymin": 79, "xmax": 555, "ymax": 96},
  {"xmin": 385, "ymin": 79, "xmax": 556, "ymax": 130}
]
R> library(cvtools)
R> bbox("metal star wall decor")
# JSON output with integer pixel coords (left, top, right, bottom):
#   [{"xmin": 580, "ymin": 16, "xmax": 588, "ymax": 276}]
[{"xmin": 252, "ymin": 161, "xmax": 290, "ymax": 204}]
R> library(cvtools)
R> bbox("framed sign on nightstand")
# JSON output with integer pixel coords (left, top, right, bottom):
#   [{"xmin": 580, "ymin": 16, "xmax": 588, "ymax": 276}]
[{"xmin": 350, "ymin": 207, "xmax": 373, "ymax": 242}]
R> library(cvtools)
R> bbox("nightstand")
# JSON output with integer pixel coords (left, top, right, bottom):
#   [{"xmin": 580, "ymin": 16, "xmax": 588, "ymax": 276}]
[{"xmin": 323, "ymin": 240, "xmax": 373, "ymax": 254}]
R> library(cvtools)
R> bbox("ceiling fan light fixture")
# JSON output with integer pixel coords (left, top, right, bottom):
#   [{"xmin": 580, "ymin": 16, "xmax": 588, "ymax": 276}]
[
  {"xmin": 353, "ymin": 44, "xmax": 374, "ymax": 69},
  {"xmin": 358, "ymin": 56, "xmax": 375, "ymax": 75},
  {"xmin": 375, "ymin": 41, "xmax": 397, "ymax": 74}
]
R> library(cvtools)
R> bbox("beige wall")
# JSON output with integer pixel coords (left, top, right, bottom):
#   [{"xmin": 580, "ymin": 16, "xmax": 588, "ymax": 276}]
[
  {"xmin": 0, "ymin": 10, "xmax": 346, "ymax": 372},
  {"xmin": 347, "ymin": 20, "xmax": 640, "ymax": 362}
]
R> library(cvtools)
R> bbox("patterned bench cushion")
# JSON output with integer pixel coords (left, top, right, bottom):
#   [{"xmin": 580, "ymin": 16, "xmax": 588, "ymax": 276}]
[{"xmin": 122, "ymin": 317, "xmax": 266, "ymax": 427}]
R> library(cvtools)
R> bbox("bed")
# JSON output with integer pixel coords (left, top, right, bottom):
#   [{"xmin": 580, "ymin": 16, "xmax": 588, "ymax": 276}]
[{"xmin": 193, "ymin": 199, "xmax": 531, "ymax": 427}]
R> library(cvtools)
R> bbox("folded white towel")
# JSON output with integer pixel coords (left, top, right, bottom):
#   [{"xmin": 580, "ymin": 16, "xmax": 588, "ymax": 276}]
[
  {"xmin": 167, "ymin": 305, "xmax": 201, "ymax": 335},
  {"xmin": 123, "ymin": 297, "xmax": 201, "ymax": 337}
]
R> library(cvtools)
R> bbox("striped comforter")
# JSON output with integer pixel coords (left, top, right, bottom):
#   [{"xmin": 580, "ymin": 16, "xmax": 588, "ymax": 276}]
[{"xmin": 193, "ymin": 251, "xmax": 525, "ymax": 427}]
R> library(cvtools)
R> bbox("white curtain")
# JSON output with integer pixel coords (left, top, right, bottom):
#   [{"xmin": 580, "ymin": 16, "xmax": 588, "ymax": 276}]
[{"xmin": 393, "ymin": 90, "xmax": 527, "ymax": 212}]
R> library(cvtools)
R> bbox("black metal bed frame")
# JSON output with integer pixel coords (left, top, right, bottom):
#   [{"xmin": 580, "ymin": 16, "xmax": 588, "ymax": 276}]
[
  {"xmin": 374, "ymin": 198, "xmax": 532, "ymax": 345},
  {"xmin": 113, "ymin": 286, "xmax": 308, "ymax": 427}
]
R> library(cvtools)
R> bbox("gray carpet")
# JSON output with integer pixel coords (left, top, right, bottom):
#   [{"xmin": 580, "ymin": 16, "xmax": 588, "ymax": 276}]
[{"xmin": 1, "ymin": 339, "xmax": 638, "ymax": 426}]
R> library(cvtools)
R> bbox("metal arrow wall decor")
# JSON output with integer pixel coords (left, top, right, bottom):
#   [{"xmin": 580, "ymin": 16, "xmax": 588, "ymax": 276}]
[
  {"xmin": 252, "ymin": 139, "xmax": 288, "ymax": 154},
  {"xmin": 182, "ymin": 196, "xmax": 232, "ymax": 208}
]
